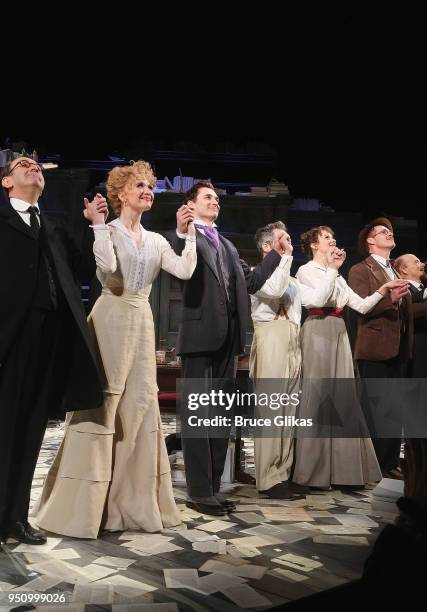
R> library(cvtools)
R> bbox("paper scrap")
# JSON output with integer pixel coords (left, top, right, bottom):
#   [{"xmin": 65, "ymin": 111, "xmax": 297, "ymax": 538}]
[
  {"xmin": 199, "ymin": 559, "xmax": 268, "ymax": 579},
  {"xmin": 306, "ymin": 495, "xmax": 335, "ymax": 504},
  {"xmin": 13, "ymin": 575, "xmax": 61, "ymax": 592},
  {"xmin": 25, "ymin": 560, "xmax": 87, "ymax": 583},
  {"xmin": 233, "ymin": 505, "xmax": 263, "ymax": 512},
  {"xmin": 231, "ymin": 512, "xmax": 268, "ymax": 524},
  {"xmin": 96, "ymin": 575, "xmax": 157, "ymax": 598},
  {"xmin": 163, "ymin": 569, "xmax": 200, "ymax": 590},
  {"xmin": 192, "ymin": 540, "xmax": 227, "ymax": 554},
  {"xmin": 226, "ymin": 545, "xmax": 262, "ymax": 558},
  {"xmin": 269, "ymin": 568, "xmax": 310, "ymax": 582},
  {"xmin": 334, "ymin": 515, "xmax": 379, "ymax": 528},
  {"xmin": 24, "ymin": 548, "xmax": 80, "ymax": 563},
  {"xmin": 317, "ymin": 526, "xmax": 371, "ymax": 535},
  {"xmin": 197, "ymin": 572, "xmax": 247, "ymax": 595},
  {"xmin": 93, "ymin": 556, "xmax": 136, "ymax": 569},
  {"xmin": 313, "ymin": 535, "xmax": 369, "ymax": 546},
  {"xmin": 71, "ymin": 583, "xmax": 114, "ymax": 604},
  {"xmin": 195, "ymin": 520, "xmax": 236, "ymax": 533},
  {"xmin": 178, "ymin": 530, "xmax": 220, "ymax": 543},
  {"xmin": 221, "ymin": 584, "xmax": 271, "ymax": 608},
  {"xmin": 12, "ymin": 537, "xmax": 62, "ymax": 553},
  {"xmin": 272, "ymin": 553, "xmax": 322, "ymax": 572}
]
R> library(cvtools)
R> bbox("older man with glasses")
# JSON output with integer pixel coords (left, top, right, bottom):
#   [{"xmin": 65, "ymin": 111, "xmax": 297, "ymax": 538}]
[{"xmin": 0, "ymin": 156, "xmax": 107, "ymax": 544}]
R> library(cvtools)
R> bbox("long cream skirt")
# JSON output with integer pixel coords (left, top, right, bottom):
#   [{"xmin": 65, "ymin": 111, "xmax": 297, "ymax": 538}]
[
  {"xmin": 250, "ymin": 320, "xmax": 301, "ymax": 490},
  {"xmin": 37, "ymin": 289, "xmax": 181, "ymax": 538},
  {"xmin": 292, "ymin": 315, "xmax": 381, "ymax": 487}
]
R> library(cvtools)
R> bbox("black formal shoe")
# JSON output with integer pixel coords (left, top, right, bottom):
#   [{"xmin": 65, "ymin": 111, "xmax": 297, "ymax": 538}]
[
  {"xmin": 214, "ymin": 493, "xmax": 237, "ymax": 512},
  {"xmin": 259, "ymin": 482, "xmax": 295, "ymax": 499},
  {"xmin": 1, "ymin": 521, "xmax": 47, "ymax": 545},
  {"xmin": 284, "ymin": 480, "xmax": 311, "ymax": 495},
  {"xmin": 186, "ymin": 500, "xmax": 227, "ymax": 516},
  {"xmin": 382, "ymin": 469, "xmax": 404, "ymax": 480}
]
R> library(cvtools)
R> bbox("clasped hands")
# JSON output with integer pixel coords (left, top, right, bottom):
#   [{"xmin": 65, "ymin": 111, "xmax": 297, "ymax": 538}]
[{"xmin": 83, "ymin": 193, "xmax": 109, "ymax": 224}]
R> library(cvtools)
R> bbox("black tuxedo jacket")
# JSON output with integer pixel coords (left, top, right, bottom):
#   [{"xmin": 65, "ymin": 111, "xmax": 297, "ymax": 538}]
[
  {"xmin": 168, "ymin": 230, "xmax": 281, "ymax": 355},
  {"xmin": 408, "ymin": 283, "xmax": 427, "ymax": 377},
  {"xmin": 0, "ymin": 203, "xmax": 103, "ymax": 414}
]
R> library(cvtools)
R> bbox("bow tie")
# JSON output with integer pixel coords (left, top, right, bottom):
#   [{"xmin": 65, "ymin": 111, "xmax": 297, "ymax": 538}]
[{"xmin": 194, "ymin": 224, "xmax": 220, "ymax": 250}]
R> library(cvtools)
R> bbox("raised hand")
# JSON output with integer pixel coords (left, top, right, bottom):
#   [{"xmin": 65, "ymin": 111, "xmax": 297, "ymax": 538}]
[
  {"xmin": 83, "ymin": 193, "xmax": 108, "ymax": 224},
  {"xmin": 390, "ymin": 283, "xmax": 410, "ymax": 303},
  {"xmin": 176, "ymin": 204, "xmax": 195, "ymax": 234},
  {"xmin": 279, "ymin": 234, "xmax": 293, "ymax": 256},
  {"xmin": 327, "ymin": 247, "xmax": 346, "ymax": 269}
]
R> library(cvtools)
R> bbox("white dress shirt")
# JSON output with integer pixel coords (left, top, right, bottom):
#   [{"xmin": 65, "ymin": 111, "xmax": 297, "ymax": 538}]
[
  {"xmin": 251, "ymin": 255, "xmax": 339, "ymax": 324},
  {"xmin": 371, "ymin": 253, "xmax": 396, "ymax": 280},
  {"xmin": 296, "ymin": 260, "xmax": 384, "ymax": 313},
  {"xmin": 92, "ymin": 219, "xmax": 196, "ymax": 290},
  {"xmin": 10, "ymin": 198, "xmax": 41, "ymax": 227}
]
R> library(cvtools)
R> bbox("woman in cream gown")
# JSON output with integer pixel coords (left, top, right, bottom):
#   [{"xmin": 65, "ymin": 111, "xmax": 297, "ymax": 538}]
[
  {"xmin": 292, "ymin": 226, "xmax": 403, "ymax": 488},
  {"xmin": 37, "ymin": 161, "xmax": 196, "ymax": 538}
]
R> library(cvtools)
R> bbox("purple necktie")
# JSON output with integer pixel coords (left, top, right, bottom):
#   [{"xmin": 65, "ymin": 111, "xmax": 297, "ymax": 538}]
[{"xmin": 194, "ymin": 224, "xmax": 220, "ymax": 250}]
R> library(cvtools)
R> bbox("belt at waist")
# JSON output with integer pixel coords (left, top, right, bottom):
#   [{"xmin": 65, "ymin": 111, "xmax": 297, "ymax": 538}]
[
  {"xmin": 101, "ymin": 287, "xmax": 150, "ymax": 304},
  {"xmin": 308, "ymin": 307, "xmax": 343, "ymax": 318}
]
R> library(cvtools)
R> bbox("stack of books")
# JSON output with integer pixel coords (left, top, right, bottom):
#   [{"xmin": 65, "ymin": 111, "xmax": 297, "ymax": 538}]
[
  {"xmin": 268, "ymin": 178, "xmax": 289, "ymax": 195},
  {"xmin": 250, "ymin": 186, "xmax": 269, "ymax": 197}
]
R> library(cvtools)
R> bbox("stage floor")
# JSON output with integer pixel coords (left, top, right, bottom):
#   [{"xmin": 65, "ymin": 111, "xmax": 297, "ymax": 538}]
[{"xmin": 0, "ymin": 418, "xmax": 392, "ymax": 611}]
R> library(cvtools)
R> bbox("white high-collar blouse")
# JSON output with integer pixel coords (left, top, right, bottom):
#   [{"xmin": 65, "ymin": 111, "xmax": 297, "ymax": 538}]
[
  {"xmin": 296, "ymin": 260, "xmax": 383, "ymax": 314},
  {"xmin": 92, "ymin": 219, "xmax": 196, "ymax": 290}
]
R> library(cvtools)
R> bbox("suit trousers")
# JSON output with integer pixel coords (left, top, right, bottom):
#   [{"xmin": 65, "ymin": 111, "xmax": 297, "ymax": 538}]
[
  {"xmin": 181, "ymin": 315, "xmax": 240, "ymax": 497},
  {"xmin": 357, "ymin": 357, "xmax": 407, "ymax": 473},
  {"xmin": 0, "ymin": 305, "xmax": 68, "ymax": 525}
]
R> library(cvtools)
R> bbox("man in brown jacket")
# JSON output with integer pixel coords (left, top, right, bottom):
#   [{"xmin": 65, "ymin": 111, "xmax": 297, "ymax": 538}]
[{"xmin": 348, "ymin": 217, "xmax": 412, "ymax": 477}]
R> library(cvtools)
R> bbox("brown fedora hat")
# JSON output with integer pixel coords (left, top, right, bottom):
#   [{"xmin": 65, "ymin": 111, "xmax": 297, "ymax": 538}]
[{"xmin": 357, "ymin": 217, "xmax": 393, "ymax": 258}]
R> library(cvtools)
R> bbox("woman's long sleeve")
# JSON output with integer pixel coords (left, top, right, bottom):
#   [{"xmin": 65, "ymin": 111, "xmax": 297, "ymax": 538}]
[
  {"xmin": 92, "ymin": 225, "xmax": 117, "ymax": 273},
  {"xmin": 345, "ymin": 284, "xmax": 383, "ymax": 314},
  {"xmin": 159, "ymin": 235, "xmax": 197, "ymax": 279}
]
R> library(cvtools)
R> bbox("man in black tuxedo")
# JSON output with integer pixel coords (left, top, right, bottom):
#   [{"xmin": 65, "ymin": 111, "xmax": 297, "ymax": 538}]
[
  {"xmin": 394, "ymin": 254, "xmax": 427, "ymax": 377},
  {"xmin": 170, "ymin": 182, "xmax": 284, "ymax": 515},
  {"xmin": 0, "ymin": 157, "xmax": 106, "ymax": 544}
]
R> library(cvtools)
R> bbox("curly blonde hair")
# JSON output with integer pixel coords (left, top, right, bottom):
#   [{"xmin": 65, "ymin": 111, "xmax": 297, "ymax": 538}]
[{"xmin": 106, "ymin": 160, "xmax": 157, "ymax": 215}]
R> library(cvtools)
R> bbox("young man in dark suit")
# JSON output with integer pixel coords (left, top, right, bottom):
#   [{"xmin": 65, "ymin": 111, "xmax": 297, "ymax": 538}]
[
  {"xmin": 0, "ymin": 157, "xmax": 106, "ymax": 544},
  {"xmin": 170, "ymin": 182, "xmax": 285, "ymax": 515},
  {"xmin": 348, "ymin": 217, "xmax": 412, "ymax": 478}
]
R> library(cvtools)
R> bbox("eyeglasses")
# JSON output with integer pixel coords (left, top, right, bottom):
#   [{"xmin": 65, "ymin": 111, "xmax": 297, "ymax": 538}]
[
  {"xmin": 372, "ymin": 228, "xmax": 394, "ymax": 238},
  {"xmin": 8, "ymin": 160, "xmax": 44, "ymax": 174}
]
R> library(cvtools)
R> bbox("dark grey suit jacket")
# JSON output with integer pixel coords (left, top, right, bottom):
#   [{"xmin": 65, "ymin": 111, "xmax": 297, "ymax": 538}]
[{"xmin": 168, "ymin": 230, "xmax": 281, "ymax": 355}]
